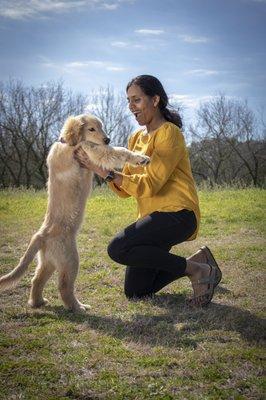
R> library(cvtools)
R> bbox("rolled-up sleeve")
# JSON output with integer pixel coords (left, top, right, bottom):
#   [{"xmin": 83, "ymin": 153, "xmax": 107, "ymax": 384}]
[{"xmin": 120, "ymin": 125, "xmax": 185, "ymax": 199}]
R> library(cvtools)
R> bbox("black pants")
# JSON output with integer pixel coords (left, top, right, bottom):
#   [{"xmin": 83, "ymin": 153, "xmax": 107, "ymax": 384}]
[{"xmin": 107, "ymin": 209, "xmax": 197, "ymax": 299}]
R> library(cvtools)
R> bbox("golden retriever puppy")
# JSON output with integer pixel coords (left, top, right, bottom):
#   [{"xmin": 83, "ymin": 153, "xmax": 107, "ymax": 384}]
[{"xmin": 0, "ymin": 114, "xmax": 149, "ymax": 312}]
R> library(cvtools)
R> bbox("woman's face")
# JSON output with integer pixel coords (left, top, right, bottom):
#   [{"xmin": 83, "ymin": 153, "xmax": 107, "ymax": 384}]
[{"xmin": 127, "ymin": 84, "xmax": 160, "ymax": 126}]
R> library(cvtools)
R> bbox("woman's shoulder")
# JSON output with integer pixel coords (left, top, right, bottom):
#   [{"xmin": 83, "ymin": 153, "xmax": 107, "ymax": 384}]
[
  {"xmin": 155, "ymin": 122, "xmax": 184, "ymax": 146},
  {"xmin": 160, "ymin": 121, "xmax": 182, "ymax": 134}
]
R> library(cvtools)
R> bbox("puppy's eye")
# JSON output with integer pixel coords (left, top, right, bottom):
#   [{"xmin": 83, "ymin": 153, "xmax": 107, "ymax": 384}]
[{"xmin": 89, "ymin": 127, "xmax": 95, "ymax": 132}]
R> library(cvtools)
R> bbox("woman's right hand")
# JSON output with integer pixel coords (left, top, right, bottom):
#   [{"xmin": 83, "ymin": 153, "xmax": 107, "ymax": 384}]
[
  {"xmin": 73, "ymin": 147, "xmax": 92, "ymax": 169},
  {"xmin": 73, "ymin": 147, "xmax": 110, "ymax": 178}
]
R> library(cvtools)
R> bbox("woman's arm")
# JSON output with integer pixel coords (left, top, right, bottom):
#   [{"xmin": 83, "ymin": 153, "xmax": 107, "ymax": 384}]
[
  {"xmin": 118, "ymin": 125, "xmax": 186, "ymax": 198},
  {"xmin": 74, "ymin": 125, "xmax": 186, "ymax": 199}
]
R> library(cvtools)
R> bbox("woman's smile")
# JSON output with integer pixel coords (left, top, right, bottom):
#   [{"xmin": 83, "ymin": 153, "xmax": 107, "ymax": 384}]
[{"xmin": 133, "ymin": 111, "xmax": 142, "ymax": 119}]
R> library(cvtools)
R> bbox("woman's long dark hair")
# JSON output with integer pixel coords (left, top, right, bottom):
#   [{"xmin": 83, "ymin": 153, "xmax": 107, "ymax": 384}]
[{"xmin": 126, "ymin": 75, "xmax": 182, "ymax": 129}]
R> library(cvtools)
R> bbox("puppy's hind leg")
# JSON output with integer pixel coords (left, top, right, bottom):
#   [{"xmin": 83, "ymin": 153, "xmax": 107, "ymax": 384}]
[
  {"xmin": 28, "ymin": 253, "xmax": 55, "ymax": 308},
  {"xmin": 58, "ymin": 246, "xmax": 91, "ymax": 312}
]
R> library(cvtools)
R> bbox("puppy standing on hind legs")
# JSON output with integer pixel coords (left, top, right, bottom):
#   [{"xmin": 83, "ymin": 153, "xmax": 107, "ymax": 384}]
[{"xmin": 0, "ymin": 114, "xmax": 150, "ymax": 312}]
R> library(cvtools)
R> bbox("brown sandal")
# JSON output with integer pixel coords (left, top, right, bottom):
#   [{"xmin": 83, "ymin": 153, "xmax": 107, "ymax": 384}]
[
  {"xmin": 187, "ymin": 264, "xmax": 216, "ymax": 308},
  {"xmin": 200, "ymin": 246, "xmax": 222, "ymax": 287}
]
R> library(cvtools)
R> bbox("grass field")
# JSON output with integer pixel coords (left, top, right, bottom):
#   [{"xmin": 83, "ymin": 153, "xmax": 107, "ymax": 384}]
[{"xmin": 0, "ymin": 187, "xmax": 265, "ymax": 400}]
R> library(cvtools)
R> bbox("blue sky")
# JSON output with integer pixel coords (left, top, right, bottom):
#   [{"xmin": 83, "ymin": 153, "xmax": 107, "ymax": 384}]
[{"xmin": 0, "ymin": 0, "xmax": 265, "ymax": 123}]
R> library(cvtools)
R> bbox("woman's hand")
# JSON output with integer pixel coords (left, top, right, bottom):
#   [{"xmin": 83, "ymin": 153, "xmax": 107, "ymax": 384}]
[
  {"xmin": 73, "ymin": 147, "xmax": 109, "ymax": 178},
  {"xmin": 73, "ymin": 147, "xmax": 92, "ymax": 169}
]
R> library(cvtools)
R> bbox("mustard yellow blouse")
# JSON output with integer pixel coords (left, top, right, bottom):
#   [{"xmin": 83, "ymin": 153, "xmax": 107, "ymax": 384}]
[{"xmin": 108, "ymin": 122, "xmax": 200, "ymax": 240}]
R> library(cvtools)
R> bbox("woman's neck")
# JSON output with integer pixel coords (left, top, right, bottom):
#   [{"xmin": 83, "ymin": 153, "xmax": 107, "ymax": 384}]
[{"xmin": 146, "ymin": 115, "xmax": 167, "ymax": 133}]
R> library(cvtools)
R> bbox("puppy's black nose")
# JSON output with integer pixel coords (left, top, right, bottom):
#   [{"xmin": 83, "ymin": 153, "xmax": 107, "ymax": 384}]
[{"xmin": 104, "ymin": 137, "xmax": 110, "ymax": 145}]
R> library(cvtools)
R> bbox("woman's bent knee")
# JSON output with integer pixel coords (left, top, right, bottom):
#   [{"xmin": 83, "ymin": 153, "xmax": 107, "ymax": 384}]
[{"xmin": 107, "ymin": 238, "xmax": 125, "ymax": 263}]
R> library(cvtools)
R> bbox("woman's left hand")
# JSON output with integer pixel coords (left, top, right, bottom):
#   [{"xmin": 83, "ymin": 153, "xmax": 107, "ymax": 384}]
[{"xmin": 73, "ymin": 147, "xmax": 109, "ymax": 178}]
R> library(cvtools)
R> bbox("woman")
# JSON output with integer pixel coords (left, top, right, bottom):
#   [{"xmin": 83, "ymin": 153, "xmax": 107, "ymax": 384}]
[{"xmin": 75, "ymin": 75, "xmax": 222, "ymax": 307}]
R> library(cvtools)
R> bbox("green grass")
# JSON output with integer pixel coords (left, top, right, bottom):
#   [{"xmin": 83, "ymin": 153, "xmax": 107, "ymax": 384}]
[{"xmin": 0, "ymin": 187, "xmax": 265, "ymax": 400}]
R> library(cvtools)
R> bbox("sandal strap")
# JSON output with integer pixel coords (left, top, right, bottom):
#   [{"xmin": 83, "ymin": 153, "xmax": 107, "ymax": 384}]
[
  {"xmin": 188, "ymin": 265, "xmax": 216, "ymax": 307},
  {"xmin": 191, "ymin": 271, "xmax": 216, "ymax": 285}
]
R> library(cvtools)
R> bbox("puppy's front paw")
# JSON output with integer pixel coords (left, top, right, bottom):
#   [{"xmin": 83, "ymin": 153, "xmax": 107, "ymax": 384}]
[{"xmin": 135, "ymin": 155, "xmax": 150, "ymax": 165}]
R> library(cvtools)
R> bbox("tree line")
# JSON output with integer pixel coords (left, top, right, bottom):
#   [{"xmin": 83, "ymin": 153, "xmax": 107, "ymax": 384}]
[{"xmin": 0, "ymin": 80, "xmax": 265, "ymax": 188}]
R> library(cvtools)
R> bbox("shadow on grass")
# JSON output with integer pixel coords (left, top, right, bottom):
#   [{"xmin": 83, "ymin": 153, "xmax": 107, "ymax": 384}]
[
  {"xmin": 214, "ymin": 285, "xmax": 231, "ymax": 294},
  {"xmin": 11, "ymin": 293, "xmax": 266, "ymax": 350},
  {"xmin": 149, "ymin": 293, "xmax": 266, "ymax": 343}
]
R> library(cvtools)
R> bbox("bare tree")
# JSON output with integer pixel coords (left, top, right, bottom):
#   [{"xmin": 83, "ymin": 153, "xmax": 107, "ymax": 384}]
[
  {"xmin": 0, "ymin": 79, "xmax": 86, "ymax": 188},
  {"xmin": 189, "ymin": 95, "xmax": 235, "ymax": 184},
  {"xmin": 189, "ymin": 94, "xmax": 266, "ymax": 186},
  {"xmin": 222, "ymin": 100, "xmax": 266, "ymax": 186}
]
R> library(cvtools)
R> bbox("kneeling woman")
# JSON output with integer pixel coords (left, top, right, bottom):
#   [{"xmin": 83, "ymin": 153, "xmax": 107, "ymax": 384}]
[{"xmin": 75, "ymin": 75, "xmax": 222, "ymax": 307}]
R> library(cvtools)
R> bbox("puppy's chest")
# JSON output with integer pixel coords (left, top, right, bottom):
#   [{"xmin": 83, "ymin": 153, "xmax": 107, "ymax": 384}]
[
  {"xmin": 48, "ymin": 144, "xmax": 80, "ymax": 182},
  {"xmin": 54, "ymin": 167, "xmax": 78, "ymax": 182}
]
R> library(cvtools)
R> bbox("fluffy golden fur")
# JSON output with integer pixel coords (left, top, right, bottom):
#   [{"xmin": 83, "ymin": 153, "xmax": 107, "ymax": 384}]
[{"xmin": 0, "ymin": 114, "xmax": 149, "ymax": 312}]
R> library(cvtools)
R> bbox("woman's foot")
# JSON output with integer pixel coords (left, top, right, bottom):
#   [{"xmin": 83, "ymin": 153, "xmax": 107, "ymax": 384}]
[
  {"xmin": 188, "ymin": 246, "xmax": 222, "ymax": 288},
  {"xmin": 185, "ymin": 261, "xmax": 216, "ymax": 307}
]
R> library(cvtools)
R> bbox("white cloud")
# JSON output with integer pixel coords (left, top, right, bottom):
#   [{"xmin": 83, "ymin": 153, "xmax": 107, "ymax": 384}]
[
  {"xmin": 41, "ymin": 59, "xmax": 126, "ymax": 72},
  {"xmin": 0, "ymin": 0, "xmax": 84, "ymax": 19},
  {"xmin": 106, "ymin": 66, "xmax": 125, "ymax": 71},
  {"xmin": 179, "ymin": 34, "xmax": 210, "ymax": 43},
  {"xmin": 135, "ymin": 29, "xmax": 165, "ymax": 35},
  {"xmin": 101, "ymin": 3, "xmax": 118, "ymax": 10},
  {"xmin": 170, "ymin": 94, "xmax": 215, "ymax": 110},
  {"xmin": 111, "ymin": 41, "xmax": 130, "ymax": 48},
  {"xmin": 111, "ymin": 40, "xmax": 146, "ymax": 49},
  {"xmin": 65, "ymin": 61, "xmax": 106, "ymax": 68},
  {"xmin": 185, "ymin": 69, "xmax": 219, "ymax": 76},
  {"xmin": 0, "ymin": 0, "xmax": 133, "ymax": 20}
]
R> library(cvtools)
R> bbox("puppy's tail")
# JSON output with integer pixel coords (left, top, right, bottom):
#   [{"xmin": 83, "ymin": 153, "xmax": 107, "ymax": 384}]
[{"xmin": 0, "ymin": 232, "xmax": 45, "ymax": 292}]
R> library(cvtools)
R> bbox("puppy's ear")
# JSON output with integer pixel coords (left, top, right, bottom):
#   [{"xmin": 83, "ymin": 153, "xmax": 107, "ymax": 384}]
[{"xmin": 60, "ymin": 116, "xmax": 84, "ymax": 146}]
